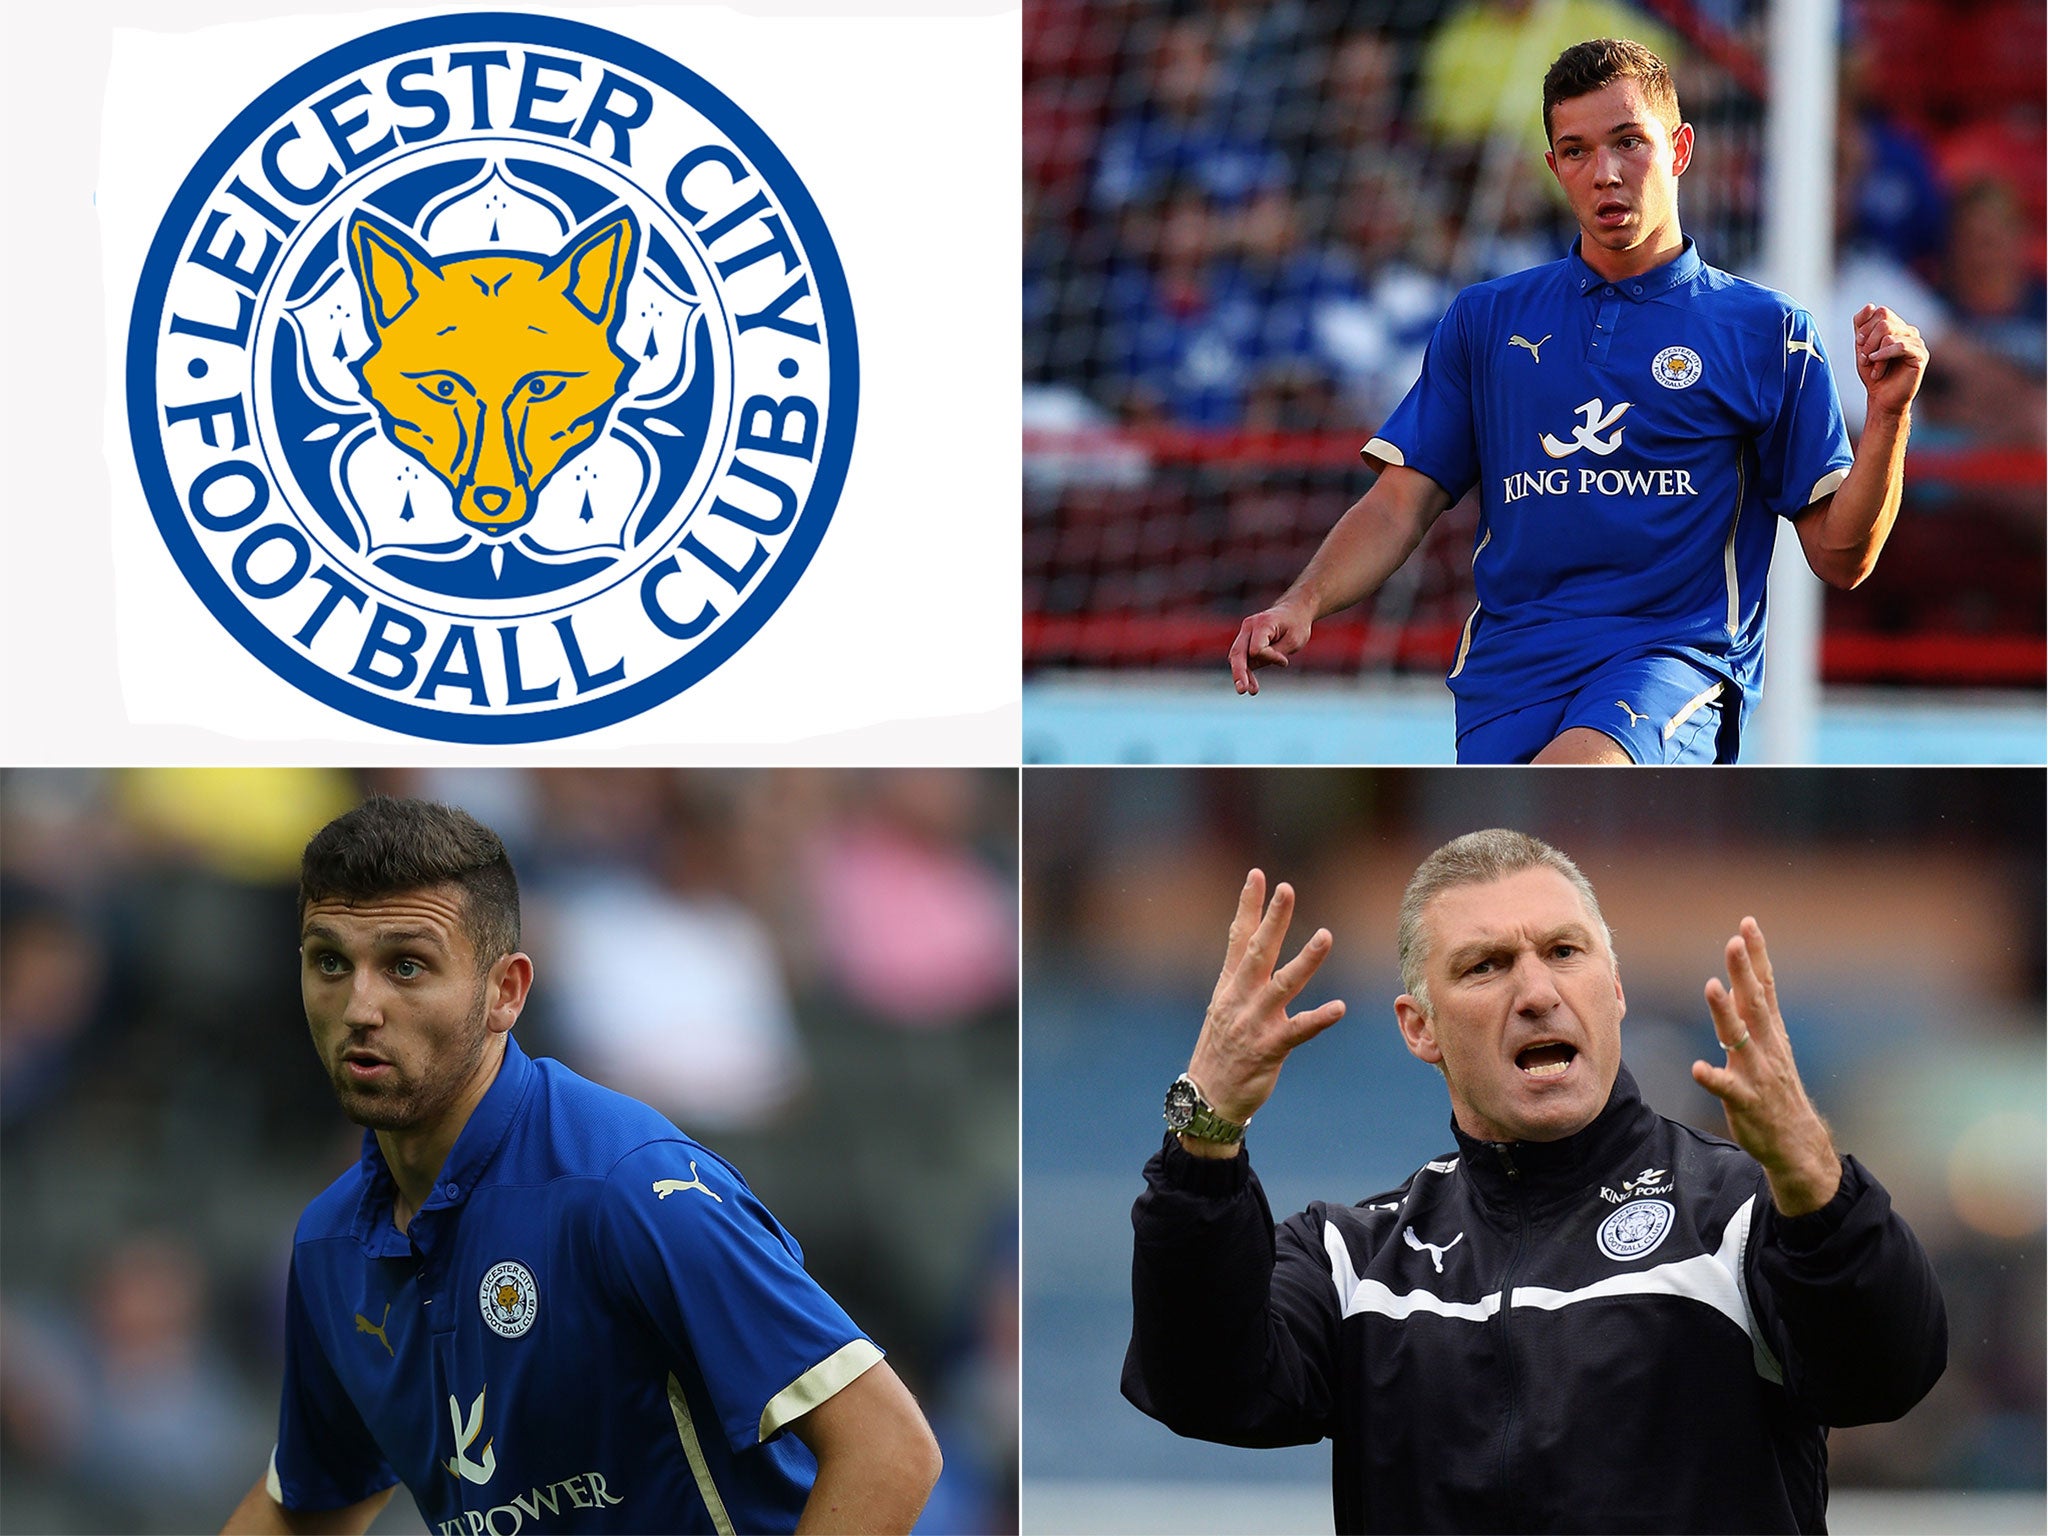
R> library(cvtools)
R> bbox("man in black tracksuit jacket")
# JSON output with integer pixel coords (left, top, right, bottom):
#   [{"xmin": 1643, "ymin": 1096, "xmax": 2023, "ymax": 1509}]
[{"xmin": 1125, "ymin": 832, "xmax": 1946, "ymax": 1534}]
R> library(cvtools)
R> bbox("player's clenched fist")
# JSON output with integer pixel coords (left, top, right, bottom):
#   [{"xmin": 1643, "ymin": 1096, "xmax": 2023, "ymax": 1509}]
[
  {"xmin": 1852, "ymin": 303, "xmax": 1929, "ymax": 418},
  {"xmin": 1229, "ymin": 602, "xmax": 1314, "ymax": 695},
  {"xmin": 1184, "ymin": 871, "xmax": 1347, "ymax": 1145}
]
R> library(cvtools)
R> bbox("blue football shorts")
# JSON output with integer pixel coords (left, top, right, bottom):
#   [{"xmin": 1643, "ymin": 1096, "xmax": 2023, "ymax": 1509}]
[{"xmin": 1456, "ymin": 651, "xmax": 1738, "ymax": 764}]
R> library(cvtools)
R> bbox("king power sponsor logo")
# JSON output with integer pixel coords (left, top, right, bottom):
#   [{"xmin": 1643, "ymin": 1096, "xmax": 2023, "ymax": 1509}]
[
  {"xmin": 1503, "ymin": 397, "xmax": 1695, "ymax": 504},
  {"xmin": 127, "ymin": 13, "xmax": 856, "ymax": 741},
  {"xmin": 1539, "ymin": 397, "xmax": 1631, "ymax": 458},
  {"xmin": 1502, "ymin": 466, "xmax": 1699, "ymax": 503},
  {"xmin": 431, "ymin": 1471, "xmax": 625, "ymax": 1536},
  {"xmin": 1599, "ymin": 1166, "xmax": 1676, "ymax": 1204}
]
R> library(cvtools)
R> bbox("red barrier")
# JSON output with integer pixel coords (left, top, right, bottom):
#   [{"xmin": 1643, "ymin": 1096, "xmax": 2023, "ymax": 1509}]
[
  {"xmin": 1820, "ymin": 632, "xmax": 2046, "ymax": 684},
  {"xmin": 1025, "ymin": 614, "xmax": 1457, "ymax": 668},
  {"xmin": 1025, "ymin": 613, "xmax": 2046, "ymax": 686},
  {"xmin": 1023, "ymin": 428, "xmax": 2047, "ymax": 487}
]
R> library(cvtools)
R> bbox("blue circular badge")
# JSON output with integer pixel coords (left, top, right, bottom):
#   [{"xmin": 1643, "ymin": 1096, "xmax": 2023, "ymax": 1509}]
[{"xmin": 128, "ymin": 13, "xmax": 856, "ymax": 741}]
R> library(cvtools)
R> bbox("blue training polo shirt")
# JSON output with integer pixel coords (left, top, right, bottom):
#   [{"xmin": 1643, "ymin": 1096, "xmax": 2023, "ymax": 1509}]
[
  {"xmin": 266, "ymin": 1035, "xmax": 879, "ymax": 1535},
  {"xmin": 1363, "ymin": 237, "xmax": 1854, "ymax": 734}
]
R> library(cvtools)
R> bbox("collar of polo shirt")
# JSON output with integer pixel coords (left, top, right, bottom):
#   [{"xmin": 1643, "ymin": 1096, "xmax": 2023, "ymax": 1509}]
[
  {"xmin": 348, "ymin": 1034, "xmax": 539, "ymax": 1258},
  {"xmin": 1571, "ymin": 234, "xmax": 1703, "ymax": 301}
]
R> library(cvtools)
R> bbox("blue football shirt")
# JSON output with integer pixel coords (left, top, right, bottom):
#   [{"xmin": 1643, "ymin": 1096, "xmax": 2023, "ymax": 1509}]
[
  {"xmin": 1363, "ymin": 237, "xmax": 1854, "ymax": 736},
  {"xmin": 266, "ymin": 1035, "xmax": 880, "ymax": 1535}
]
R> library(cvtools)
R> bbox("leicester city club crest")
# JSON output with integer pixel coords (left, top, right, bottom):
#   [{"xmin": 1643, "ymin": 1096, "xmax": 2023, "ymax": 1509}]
[
  {"xmin": 479, "ymin": 1259, "xmax": 539, "ymax": 1338},
  {"xmin": 127, "ymin": 13, "xmax": 856, "ymax": 741},
  {"xmin": 1597, "ymin": 1198, "xmax": 1675, "ymax": 1261},
  {"xmin": 1650, "ymin": 344, "xmax": 1703, "ymax": 391}
]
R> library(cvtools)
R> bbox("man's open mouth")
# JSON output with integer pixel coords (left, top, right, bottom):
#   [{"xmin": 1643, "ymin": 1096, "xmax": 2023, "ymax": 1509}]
[
  {"xmin": 1515, "ymin": 1042, "xmax": 1577, "ymax": 1079},
  {"xmin": 343, "ymin": 1048, "xmax": 393, "ymax": 1080}
]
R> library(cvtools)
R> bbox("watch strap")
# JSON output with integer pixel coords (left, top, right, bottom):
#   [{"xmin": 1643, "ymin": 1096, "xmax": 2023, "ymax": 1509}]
[{"xmin": 1165, "ymin": 1072, "xmax": 1247, "ymax": 1143}]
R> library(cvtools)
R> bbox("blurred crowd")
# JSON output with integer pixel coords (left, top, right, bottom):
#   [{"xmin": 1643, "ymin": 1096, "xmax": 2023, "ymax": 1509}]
[
  {"xmin": 0, "ymin": 769, "xmax": 1018, "ymax": 1534},
  {"xmin": 1026, "ymin": 0, "xmax": 2044, "ymax": 443},
  {"xmin": 1019, "ymin": 768, "xmax": 2046, "ymax": 1498}
]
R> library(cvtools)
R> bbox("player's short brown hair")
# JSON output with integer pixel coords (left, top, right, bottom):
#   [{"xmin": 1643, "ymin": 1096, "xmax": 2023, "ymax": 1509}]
[
  {"xmin": 1397, "ymin": 829, "xmax": 1612, "ymax": 1018},
  {"xmin": 1542, "ymin": 38, "xmax": 1681, "ymax": 147},
  {"xmin": 299, "ymin": 796, "xmax": 520, "ymax": 967}
]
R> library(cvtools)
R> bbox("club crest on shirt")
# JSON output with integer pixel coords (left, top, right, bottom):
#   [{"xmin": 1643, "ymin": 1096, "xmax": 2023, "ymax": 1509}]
[
  {"xmin": 1651, "ymin": 345, "xmax": 1704, "ymax": 390},
  {"xmin": 480, "ymin": 1259, "xmax": 539, "ymax": 1338},
  {"xmin": 1597, "ymin": 1198, "xmax": 1675, "ymax": 1260},
  {"xmin": 126, "ymin": 13, "xmax": 856, "ymax": 741}
]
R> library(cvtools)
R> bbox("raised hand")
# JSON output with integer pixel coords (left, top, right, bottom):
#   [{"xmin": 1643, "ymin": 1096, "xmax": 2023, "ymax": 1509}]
[
  {"xmin": 1852, "ymin": 303, "xmax": 1928, "ymax": 419},
  {"xmin": 1690, "ymin": 918, "xmax": 1841, "ymax": 1216},
  {"xmin": 1184, "ymin": 871, "xmax": 1347, "ymax": 1151}
]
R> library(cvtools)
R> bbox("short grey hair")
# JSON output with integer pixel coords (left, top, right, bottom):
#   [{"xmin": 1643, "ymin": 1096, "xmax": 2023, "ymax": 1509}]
[{"xmin": 1397, "ymin": 829, "xmax": 1612, "ymax": 1018}]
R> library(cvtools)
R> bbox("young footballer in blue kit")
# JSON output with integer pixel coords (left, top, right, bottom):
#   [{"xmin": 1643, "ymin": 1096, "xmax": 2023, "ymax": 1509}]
[
  {"xmin": 1227, "ymin": 39, "xmax": 1930, "ymax": 764},
  {"xmin": 222, "ymin": 798, "xmax": 941, "ymax": 1536}
]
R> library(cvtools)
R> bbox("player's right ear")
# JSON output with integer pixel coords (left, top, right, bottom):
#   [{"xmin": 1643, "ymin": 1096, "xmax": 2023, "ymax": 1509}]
[
  {"xmin": 1394, "ymin": 995, "xmax": 1442, "ymax": 1064},
  {"xmin": 485, "ymin": 952, "xmax": 534, "ymax": 1033}
]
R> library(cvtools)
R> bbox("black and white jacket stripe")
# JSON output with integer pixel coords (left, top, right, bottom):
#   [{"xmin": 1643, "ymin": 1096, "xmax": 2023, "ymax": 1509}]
[{"xmin": 1124, "ymin": 1065, "xmax": 1946, "ymax": 1535}]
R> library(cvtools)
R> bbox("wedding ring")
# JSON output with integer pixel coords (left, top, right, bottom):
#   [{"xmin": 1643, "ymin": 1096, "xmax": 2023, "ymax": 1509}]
[{"xmin": 1723, "ymin": 1031, "xmax": 1751, "ymax": 1052}]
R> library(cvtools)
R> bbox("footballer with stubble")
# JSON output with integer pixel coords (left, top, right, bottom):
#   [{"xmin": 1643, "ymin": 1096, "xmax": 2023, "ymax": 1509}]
[{"xmin": 224, "ymin": 797, "xmax": 939, "ymax": 1535}]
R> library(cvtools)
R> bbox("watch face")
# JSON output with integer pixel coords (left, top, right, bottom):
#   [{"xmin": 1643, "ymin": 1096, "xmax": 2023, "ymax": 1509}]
[{"xmin": 1163, "ymin": 1078, "xmax": 1197, "ymax": 1131}]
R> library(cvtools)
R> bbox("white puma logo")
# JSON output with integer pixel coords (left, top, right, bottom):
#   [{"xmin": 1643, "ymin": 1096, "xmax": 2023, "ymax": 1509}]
[
  {"xmin": 1787, "ymin": 334, "xmax": 1823, "ymax": 363},
  {"xmin": 1539, "ymin": 397, "xmax": 1632, "ymax": 458},
  {"xmin": 1403, "ymin": 1225, "xmax": 1464, "ymax": 1274},
  {"xmin": 1509, "ymin": 333, "xmax": 1552, "ymax": 362},
  {"xmin": 652, "ymin": 1162, "xmax": 723, "ymax": 1203},
  {"xmin": 1615, "ymin": 700, "xmax": 1649, "ymax": 728}
]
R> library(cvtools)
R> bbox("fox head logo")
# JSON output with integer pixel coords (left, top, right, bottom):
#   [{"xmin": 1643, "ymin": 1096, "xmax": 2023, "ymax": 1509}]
[{"xmin": 346, "ymin": 207, "xmax": 640, "ymax": 533}]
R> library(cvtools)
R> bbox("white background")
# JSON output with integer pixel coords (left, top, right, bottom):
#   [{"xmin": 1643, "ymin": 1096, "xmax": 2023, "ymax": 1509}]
[{"xmin": 3, "ymin": 2, "xmax": 1020, "ymax": 764}]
